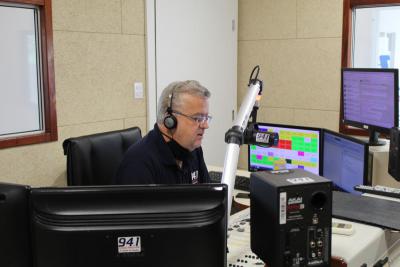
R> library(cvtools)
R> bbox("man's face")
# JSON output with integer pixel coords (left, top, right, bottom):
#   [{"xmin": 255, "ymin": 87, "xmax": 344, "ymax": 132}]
[{"xmin": 172, "ymin": 94, "xmax": 210, "ymax": 151}]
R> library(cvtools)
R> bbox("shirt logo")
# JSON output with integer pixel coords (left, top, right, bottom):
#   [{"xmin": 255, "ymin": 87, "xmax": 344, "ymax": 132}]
[{"xmin": 191, "ymin": 170, "xmax": 199, "ymax": 184}]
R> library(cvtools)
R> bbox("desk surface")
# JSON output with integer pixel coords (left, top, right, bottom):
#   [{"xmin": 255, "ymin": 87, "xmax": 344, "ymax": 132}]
[{"xmin": 333, "ymin": 191, "xmax": 400, "ymax": 231}]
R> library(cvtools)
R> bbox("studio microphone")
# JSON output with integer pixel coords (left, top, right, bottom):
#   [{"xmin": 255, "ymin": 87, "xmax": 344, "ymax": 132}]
[{"xmin": 244, "ymin": 123, "xmax": 279, "ymax": 147}]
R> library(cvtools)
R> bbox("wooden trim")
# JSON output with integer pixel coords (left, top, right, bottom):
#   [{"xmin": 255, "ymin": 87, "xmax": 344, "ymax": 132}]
[
  {"xmin": 0, "ymin": 0, "xmax": 57, "ymax": 149},
  {"xmin": 339, "ymin": 0, "xmax": 351, "ymax": 134},
  {"xmin": 0, "ymin": 133, "xmax": 54, "ymax": 149},
  {"xmin": 0, "ymin": 0, "xmax": 45, "ymax": 5},
  {"xmin": 339, "ymin": 0, "xmax": 400, "ymax": 136},
  {"xmin": 42, "ymin": 0, "xmax": 58, "ymax": 141},
  {"xmin": 341, "ymin": 0, "xmax": 351, "ymax": 69},
  {"xmin": 349, "ymin": 0, "xmax": 400, "ymax": 6}
]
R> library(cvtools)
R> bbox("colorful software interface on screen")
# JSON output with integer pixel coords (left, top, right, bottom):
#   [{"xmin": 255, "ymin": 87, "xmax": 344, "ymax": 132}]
[{"xmin": 249, "ymin": 125, "xmax": 320, "ymax": 175}]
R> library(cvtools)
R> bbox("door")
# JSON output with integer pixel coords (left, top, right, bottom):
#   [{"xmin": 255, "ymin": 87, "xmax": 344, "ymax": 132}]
[{"xmin": 146, "ymin": 0, "xmax": 238, "ymax": 166}]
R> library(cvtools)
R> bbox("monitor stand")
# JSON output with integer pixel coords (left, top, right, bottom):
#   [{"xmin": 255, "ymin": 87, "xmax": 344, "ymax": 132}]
[{"xmin": 369, "ymin": 131, "xmax": 386, "ymax": 146}]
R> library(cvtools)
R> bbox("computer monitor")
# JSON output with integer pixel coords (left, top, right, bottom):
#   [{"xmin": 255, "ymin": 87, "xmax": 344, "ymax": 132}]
[
  {"xmin": 342, "ymin": 68, "xmax": 399, "ymax": 146},
  {"xmin": 0, "ymin": 182, "xmax": 31, "ymax": 267},
  {"xmin": 322, "ymin": 129, "xmax": 369, "ymax": 195},
  {"xmin": 248, "ymin": 123, "xmax": 321, "ymax": 175},
  {"xmin": 30, "ymin": 184, "xmax": 227, "ymax": 267}
]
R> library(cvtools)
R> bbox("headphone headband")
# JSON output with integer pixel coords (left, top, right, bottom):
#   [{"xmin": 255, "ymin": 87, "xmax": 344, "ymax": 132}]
[{"xmin": 167, "ymin": 93, "xmax": 173, "ymax": 113}]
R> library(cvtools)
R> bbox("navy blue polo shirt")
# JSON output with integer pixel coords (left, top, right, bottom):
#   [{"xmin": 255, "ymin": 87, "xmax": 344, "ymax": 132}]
[{"xmin": 115, "ymin": 124, "xmax": 210, "ymax": 185}]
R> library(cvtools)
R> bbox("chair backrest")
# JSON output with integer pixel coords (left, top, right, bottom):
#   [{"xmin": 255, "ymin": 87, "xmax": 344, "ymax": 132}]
[{"xmin": 62, "ymin": 127, "xmax": 142, "ymax": 186}]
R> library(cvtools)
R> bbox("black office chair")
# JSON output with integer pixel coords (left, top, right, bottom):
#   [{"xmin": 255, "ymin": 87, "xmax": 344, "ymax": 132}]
[{"xmin": 62, "ymin": 127, "xmax": 142, "ymax": 186}]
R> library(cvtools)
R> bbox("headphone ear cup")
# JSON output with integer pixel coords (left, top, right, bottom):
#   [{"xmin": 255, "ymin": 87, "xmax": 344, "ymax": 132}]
[{"xmin": 164, "ymin": 114, "xmax": 177, "ymax": 129}]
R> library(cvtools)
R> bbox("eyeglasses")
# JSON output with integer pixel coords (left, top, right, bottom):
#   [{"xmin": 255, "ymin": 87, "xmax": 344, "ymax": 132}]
[{"xmin": 173, "ymin": 110, "xmax": 212, "ymax": 124}]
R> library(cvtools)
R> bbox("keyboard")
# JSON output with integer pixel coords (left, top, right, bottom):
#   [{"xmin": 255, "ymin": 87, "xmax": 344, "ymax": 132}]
[
  {"xmin": 354, "ymin": 184, "xmax": 400, "ymax": 199},
  {"xmin": 209, "ymin": 171, "xmax": 250, "ymax": 191}
]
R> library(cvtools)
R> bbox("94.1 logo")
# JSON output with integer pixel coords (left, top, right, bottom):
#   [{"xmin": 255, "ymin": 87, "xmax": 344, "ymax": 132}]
[{"xmin": 117, "ymin": 236, "xmax": 141, "ymax": 253}]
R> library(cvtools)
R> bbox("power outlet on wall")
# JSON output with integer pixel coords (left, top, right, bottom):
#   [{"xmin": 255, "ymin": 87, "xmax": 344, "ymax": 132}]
[{"xmin": 134, "ymin": 82, "xmax": 143, "ymax": 99}]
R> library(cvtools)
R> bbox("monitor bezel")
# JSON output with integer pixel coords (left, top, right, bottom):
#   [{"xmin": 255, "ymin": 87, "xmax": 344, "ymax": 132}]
[
  {"xmin": 247, "ymin": 122, "xmax": 322, "ymax": 175},
  {"xmin": 321, "ymin": 129, "xmax": 370, "ymax": 193},
  {"xmin": 341, "ymin": 67, "xmax": 399, "ymax": 134},
  {"xmin": 0, "ymin": 182, "xmax": 32, "ymax": 267}
]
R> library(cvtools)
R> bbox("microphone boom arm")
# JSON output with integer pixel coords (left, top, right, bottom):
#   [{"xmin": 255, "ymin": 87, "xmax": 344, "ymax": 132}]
[{"xmin": 221, "ymin": 71, "xmax": 262, "ymax": 217}]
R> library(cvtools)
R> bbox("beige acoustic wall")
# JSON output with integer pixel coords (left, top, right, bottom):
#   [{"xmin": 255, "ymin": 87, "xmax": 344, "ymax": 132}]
[
  {"xmin": 237, "ymin": 0, "xmax": 343, "ymax": 169},
  {"xmin": 0, "ymin": 0, "xmax": 147, "ymax": 186},
  {"xmin": 0, "ymin": 0, "xmax": 345, "ymax": 184}
]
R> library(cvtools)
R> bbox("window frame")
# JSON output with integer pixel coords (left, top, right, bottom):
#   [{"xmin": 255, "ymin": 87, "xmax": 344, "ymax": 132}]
[
  {"xmin": 0, "ymin": 0, "xmax": 57, "ymax": 149},
  {"xmin": 340, "ymin": 0, "xmax": 400, "ymax": 136}
]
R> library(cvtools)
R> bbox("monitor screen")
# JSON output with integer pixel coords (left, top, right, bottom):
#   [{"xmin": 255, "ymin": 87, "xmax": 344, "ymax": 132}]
[
  {"xmin": 248, "ymin": 123, "xmax": 321, "ymax": 175},
  {"xmin": 0, "ymin": 182, "xmax": 31, "ymax": 267},
  {"xmin": 322, "ymin": 130, "xmax": 369, "ymax": 195},
  {"xmin": 30, "ymin": 184, "xmax": 227, "ymax": 267},
  {"xmin": 342, "ymin": 68, "xmax": 399, "ymax": 144}
]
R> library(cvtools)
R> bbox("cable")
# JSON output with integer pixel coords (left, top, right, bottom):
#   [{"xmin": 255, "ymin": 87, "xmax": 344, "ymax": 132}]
[{"xmin": 248, "ymin": 65, "xmax": 260, "ymax": 86}]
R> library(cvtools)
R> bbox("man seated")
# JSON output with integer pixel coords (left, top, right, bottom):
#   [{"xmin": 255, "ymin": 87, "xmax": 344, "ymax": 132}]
[{"xmin": 115, "ymin": 80, "xmax": 212, "ymax": 184}]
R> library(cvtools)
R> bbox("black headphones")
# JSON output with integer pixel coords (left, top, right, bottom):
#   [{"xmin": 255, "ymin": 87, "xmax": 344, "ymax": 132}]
[{"xmin": 163, "ymin": 92, "xmax": 178, "ymax": 129}]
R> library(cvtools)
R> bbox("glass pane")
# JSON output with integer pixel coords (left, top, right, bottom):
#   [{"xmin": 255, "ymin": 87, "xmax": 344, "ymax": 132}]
[
  {"xmin": 0, "ymin": 5, "xmax": 43, "ymax": 137},
  {"xmin": 353, "ymin": 6, "xmax": 400, "ymax": 69},
  {"xmin": 353, "ymin": 6, "xmax": 400, "ymax": 125}
]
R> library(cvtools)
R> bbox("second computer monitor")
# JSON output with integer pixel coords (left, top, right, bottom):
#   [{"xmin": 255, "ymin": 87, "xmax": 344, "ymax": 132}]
[
  {"xmin": 322, "ymin": 129, "xmax": 369, "ymax": 195},
  {"xmin": 342, "ymin": 68, "xmax": 399, "ymax": 145},
  {"xmin": 248, "ymin": 123, "xmax": 321, "ymax": 175}
]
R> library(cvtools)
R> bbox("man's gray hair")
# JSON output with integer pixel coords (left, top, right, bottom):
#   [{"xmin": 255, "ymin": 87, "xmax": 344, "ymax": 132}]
[{"xmin": 156, "ymin": 80, "xmax": 211, "ymax": 124}]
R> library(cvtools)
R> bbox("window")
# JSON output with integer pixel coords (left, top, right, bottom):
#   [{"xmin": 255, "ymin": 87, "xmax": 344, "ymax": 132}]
[
  {"xmin": 0, "ymin": 0, "xmax": 56, "ymax": 149},
  {"xmin": 341, "ymin": 0, "xmax": 400, "ymax": 136},
  {"xmin": 354, "ymin": 6, "xmax": 400, "ymax": 69}
]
